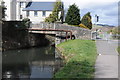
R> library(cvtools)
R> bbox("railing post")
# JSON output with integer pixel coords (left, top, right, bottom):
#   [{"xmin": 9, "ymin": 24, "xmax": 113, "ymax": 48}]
[
  {"xmin": 70, "ymin": 32, "xmax": 72, "ymax": 40},
  {"xmin": 42, "ymin": 23, "xmax": 44, "ymax": 29},
  {"xmin": 66, "ymin": 32, "xmax": 68, "ymax": 41},
  {"xmin": 54, "ymin": 23, "xmax": 56, "ymax": 29}
]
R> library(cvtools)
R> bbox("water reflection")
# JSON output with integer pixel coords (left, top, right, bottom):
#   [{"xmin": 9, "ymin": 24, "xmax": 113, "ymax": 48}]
[{"xmin": 2, "ymin": 46, "xmax": 62, "ymax": 79}]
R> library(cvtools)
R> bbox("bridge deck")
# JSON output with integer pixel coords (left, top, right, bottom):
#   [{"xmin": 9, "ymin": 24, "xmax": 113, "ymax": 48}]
[{"xmin": 28, "ymin": 28, "xmax": 73, "ymax": 40}]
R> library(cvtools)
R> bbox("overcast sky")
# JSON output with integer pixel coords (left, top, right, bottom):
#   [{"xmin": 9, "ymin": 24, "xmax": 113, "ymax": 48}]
[{"xmin": 29, "ymin": 0, "xmax": 119, "ymax": 26}]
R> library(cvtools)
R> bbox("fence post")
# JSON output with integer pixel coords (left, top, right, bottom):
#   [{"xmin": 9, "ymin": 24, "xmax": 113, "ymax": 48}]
[
  {"xmin": 70, "ymin": 32, "xmax": 72, "ymax": 40},
  {"xmin": 54, "ymin": 23, "xmax": 56, "ymax": 29},
  {"xmin": 42, "ymin": 23, "xmax": 44, "ymax": 29},
  {"xmin": 66, "ymin": 32, "xmax": 68, "ymax": 41}
]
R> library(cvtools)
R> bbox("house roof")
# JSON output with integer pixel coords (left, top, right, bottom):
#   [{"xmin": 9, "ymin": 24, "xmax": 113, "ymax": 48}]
[{"xmin": 23, "ymin": 2, "xmax": 55, "ymax": 11}]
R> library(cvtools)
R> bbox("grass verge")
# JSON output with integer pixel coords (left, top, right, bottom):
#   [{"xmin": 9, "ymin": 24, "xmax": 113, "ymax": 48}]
[
  {"xmin": 117, "ymin": 46, "xmax": 120, "ymax": 54},
  {"xmin": 54, "ymin": 39, "xmax": 97, "ymax": 78}
]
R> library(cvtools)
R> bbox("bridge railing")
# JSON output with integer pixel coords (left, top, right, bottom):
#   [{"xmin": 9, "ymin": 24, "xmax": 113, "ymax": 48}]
[{"xmin": 30, "ymin": 22, "xmax": 56, "ymax": 29}]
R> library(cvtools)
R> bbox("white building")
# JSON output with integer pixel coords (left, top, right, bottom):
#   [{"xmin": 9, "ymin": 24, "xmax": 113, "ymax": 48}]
[{"xmin": 3, "ymin": 0, "xmax": 60, "ymax": 23}]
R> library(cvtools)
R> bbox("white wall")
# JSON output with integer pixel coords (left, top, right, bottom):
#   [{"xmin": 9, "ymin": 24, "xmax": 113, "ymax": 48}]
[
  {"xmin": 10, "ymin": 0, "xmax": 17, "ymax": 20},
  {"xmin": 31, "ymin": 0, "xmax": 56, "ymax": 2},
  {"xmin": 24, "ymin": 11, "xmax": 52, "ymax": 23},
  {"xmin": 4, "ymin": 0, "xmax": 31, "ymax": 21},
  {"xmin": 3, "ymin": 0, "xmax": 53, "ymax": 22},
  {"xmin": 16, "ymin": 1, "xmax": 28, "ymax": 20},
  {"xmin": 4, "ymin": 0, "xmax": 11, "ymax": 20}
]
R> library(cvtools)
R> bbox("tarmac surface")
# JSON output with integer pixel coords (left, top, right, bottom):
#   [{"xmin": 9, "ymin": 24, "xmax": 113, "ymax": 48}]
[{"xmin": 95, "ymin": 40, "xmax": 118, "ymax": 78}]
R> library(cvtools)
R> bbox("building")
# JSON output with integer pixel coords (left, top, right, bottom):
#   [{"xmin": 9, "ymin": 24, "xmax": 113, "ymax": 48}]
[
  {"xmin": 23, "ymin": 2, "xmax": 55, "ymax": 23},
  {"xmin": 3, "ymin": 0, "xmax": 61, "ymax": 23},
  {"xmin": 3, "ymin": 0, "xmax": 31, "ymax": 21}
]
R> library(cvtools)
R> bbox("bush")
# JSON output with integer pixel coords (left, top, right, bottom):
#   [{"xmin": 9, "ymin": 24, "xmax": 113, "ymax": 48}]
[
  {"xmin": 45, "ymin": 14, "xmax": 56, "ymax": 23},
  {"xmin": 79, "ymin": 23, "xmax": 89, "ymax": 29},
  {"xmin": 118, "ymin": 46, "xmax": 120, "ymax": 54},
  {"xmin": 81, "ymin": 12, "xmax": 92, "ymax": 29},
  {"xmin": 107, "ymin": 27, "xmax": 120, "ymax": 39},
  {"xmin": 22, "ymin": 18, "xmax": 31, "ymax": 28}
]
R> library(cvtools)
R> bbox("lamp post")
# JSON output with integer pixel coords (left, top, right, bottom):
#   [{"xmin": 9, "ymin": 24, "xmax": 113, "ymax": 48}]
[
  {"xmin": 95, "ymin": 14, "xmax": 99, "ymax": 39},
  {"xmin": 95, "ymin": 15, "xmax": 99, "ymax": 23}
]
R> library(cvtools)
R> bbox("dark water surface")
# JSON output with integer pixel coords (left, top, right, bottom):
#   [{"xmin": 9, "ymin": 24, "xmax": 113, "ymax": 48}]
[{"xmin": 2, "ymin": 46, "xmax": 62, "ymax": 79}]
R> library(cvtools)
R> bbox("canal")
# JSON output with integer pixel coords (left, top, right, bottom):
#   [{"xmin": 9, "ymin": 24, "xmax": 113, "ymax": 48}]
[{"xmin": 2, "ymin": 46, "xmax": 62, "ymax": 79}]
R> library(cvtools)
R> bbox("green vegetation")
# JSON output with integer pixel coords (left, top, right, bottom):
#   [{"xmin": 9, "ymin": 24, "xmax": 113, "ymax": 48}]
[
  {"xmin": 79, "ymin": 23, "xmax": 89, "ymax": 29},
  {"xmin": 81, "ymin": 12, "xmax": 92, "ymax": 29},
  {"xmin": 65, "ymin": 4, "xmax": 80, "ymax": 25},
  {"xmin": 54, "ymin": 39, "xmax": 97, "ymax": 78},
  {"xmin": 22, "ymin": 18, "xmax": 31, "ymax": 28},
  {"xmin": 107, "ymin": 27, "xmax": 120, "ymax": 39},
  {"xmin": 107, "ymin": 27, "xmax": 120, "ymax": 34},
  {"xmin": 65, "ymin": 4, "xmax": 92, "ymax": 29},
  {"xmin": 117, "ymin": 46, "xmax": 120, "ymax": 54},
  {"xmin": 45, "ymin": 1, "xmax": 64, "ymax": 23}
]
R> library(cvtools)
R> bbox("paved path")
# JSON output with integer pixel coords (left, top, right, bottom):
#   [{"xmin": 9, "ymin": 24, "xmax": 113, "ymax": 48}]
[{"xmin": 95, "ymin": 40, "xmax": 118, "ymax": 78}]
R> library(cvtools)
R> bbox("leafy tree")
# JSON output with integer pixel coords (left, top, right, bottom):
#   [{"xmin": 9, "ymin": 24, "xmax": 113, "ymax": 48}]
[
  {"xmin": 45, "ymin": 1, "xmax": 64, "ymax": 23},
  {"xmin": 22, "ymin": 18, "xmax": 31, "ymax": 28},
  {"xmin": 65, "ymin": 4, "xmax": 80, "ymax": 25},
  {"xmin": 59, "ymin": 1, "xmax": 64, "ymax": 23},
  {"xmin": 81, "ymin": 12, "xmax": 92, "ymax": 29}
]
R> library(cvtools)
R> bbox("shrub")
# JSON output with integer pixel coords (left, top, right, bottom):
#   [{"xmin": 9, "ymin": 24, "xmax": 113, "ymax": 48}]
[
  {"xmin": 22, "ymin": 18, "xmax": 31, "ymax": 28},
  {"xmin": 81, "ymin": 12, "xmax": 92, "ymax": 29},
  {"xmin": 118, "ymin": 46, "xmax": 120, "ymax": 54},
  {"xmin": 79, "ymin": 23, "xmax": 89, "ymax": 29}
]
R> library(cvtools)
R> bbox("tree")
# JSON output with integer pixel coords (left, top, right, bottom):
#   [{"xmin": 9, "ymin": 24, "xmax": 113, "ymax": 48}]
[
  {"xmin": 81, "ymin": 12, "xmax": 92, "ymax": 29},
  {"xmin": 65, "ymin": 4, "xmax": 80, "ymax": 25},
  {"xmin": 45, "ymin": 1, "xmax": 64, "ymax": 23},
  {"xmin": 22, "ymin": 18, "xmax": 31, "ymax": 28}
]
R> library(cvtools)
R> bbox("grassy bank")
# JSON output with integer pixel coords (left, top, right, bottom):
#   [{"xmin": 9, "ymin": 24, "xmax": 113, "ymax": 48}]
[
  {"xmin": 118, "ymin": 46, "xmax": 120, "ymax": 54},
  {"xmin": 54, "ymin": 39, "xmax": 97, "ymax": 78}
]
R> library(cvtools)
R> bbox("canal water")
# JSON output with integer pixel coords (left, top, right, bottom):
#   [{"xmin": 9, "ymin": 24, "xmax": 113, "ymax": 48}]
[{"xmin": 2, "ymin": 46, "xmax": 62, "ymax": 79}]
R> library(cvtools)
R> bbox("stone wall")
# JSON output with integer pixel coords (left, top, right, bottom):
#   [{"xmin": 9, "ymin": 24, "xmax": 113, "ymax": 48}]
[
  {"xmin": 2, "ymin": 21, "xmax": 50, "ymax": 51},
  {"xmin": 30, "ymin": 22, "xmax": 92, "ymax": 45},
  {"xmin": 55, "ymin": 24, "xmax": 91, "ymax": 40},
  {"xmin": 31, "ymin": 22, "xmax": 91, "ymax": 40}
]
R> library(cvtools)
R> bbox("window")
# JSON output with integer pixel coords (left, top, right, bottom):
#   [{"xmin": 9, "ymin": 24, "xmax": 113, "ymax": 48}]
[
  {"xmin": 26, "ymin": 11, "xmax": 30, "ymax": 17},
  {"xmin": 34, "ymin": 11, "xmax": 38, "ymax": 16},
  {"xmin": 42, "ymin": 11, "xmax": 46, "ymax": 16},
  {"xmin": 20, "ymin": 15, "xmax": 22, "ymax": 19},
  {"xmin": 20, "ymin": 2, "xmax": 24, "ymax": 8}
]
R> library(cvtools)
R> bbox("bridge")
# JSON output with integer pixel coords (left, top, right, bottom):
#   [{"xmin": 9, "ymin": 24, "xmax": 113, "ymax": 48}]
[
  {"xmin": 28, "ymin": 22, "xmax": 91, "ymax": 45},
  {"xmin": 28, "ymin": 28, "xmax": 73, "ymax": 40}
]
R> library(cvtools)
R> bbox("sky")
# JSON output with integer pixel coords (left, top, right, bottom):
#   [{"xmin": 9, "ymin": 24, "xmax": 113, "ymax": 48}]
[
  {"xmin": 23, "ymin": 0, "xmax": 120, "ymax": 26},
  {"xmin": 62, "ymin": 0, "xmax": 119, "ymax": 26},
  {"xmin": 67, "ymin": 0, "xmax": 119, "ymax": 26}
]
